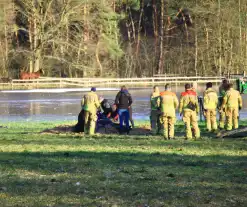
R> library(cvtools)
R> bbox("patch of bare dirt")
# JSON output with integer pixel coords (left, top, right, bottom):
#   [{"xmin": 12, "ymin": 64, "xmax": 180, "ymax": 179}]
[
  {"xmin": 41, "ymin": 124, "xmax": 151, "ymax": 135},
  {"xmin": 41, "ymin": 125, "xmax": 75, "ymax": 134}
]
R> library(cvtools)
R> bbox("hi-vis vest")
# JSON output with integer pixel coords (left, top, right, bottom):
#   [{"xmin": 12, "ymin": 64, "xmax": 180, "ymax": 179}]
[{"xmin": 150, "ymin": 92, "xmax": 160, "ymax": 110}]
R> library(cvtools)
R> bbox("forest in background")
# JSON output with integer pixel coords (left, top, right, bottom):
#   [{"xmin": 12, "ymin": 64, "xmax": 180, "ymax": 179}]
[{"xmin": 0, "ymin": 0, "xmax": 246, "ymax": 78}]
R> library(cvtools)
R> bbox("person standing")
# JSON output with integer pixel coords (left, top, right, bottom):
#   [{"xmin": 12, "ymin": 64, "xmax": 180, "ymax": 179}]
[
  {"xmin": 150, "ymin": 86, "xmax": 160, "ymax": 134},
  {"xmin": 221, "ymin": 83, "xmax": 242, "ymax": 130},
  {"xmin": 218, "ymin": 79, "xmax": 229, "ymax": 129},
  {"xmin": 179, "ymin": 83, "xmax": 200, "ymax": 140},
  {"xmin": 203, "ymin": 82, "xmax": 218, "ymax": 132},
  {"xmin": 128, "ymin": 106, "xmax": 135, "ymax": 128},
  {"xmin": 81, "ymin": 87, "xmax": 101, "ymax": 135},
  {"xmin": 160, "ymin": 84, "xmax": 178, "ymax": 139},
  {"xmin": 115, "ymin": 86, "xmax": 133, "ymax": 132}
]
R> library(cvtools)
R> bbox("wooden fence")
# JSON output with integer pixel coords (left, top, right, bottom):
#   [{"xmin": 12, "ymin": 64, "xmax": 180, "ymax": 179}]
[{"xmin": 0, "ymin": 76, "xmax": 233, "ymax": 90}]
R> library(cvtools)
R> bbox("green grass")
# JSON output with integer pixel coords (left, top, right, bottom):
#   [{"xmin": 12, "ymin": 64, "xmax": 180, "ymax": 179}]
[{"xmin": 0, "ymin": 121, "xmax": 247, "ymax": 207}]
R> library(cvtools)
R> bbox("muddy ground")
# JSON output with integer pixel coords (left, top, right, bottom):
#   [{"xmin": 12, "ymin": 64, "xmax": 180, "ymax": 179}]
[{"xmin": 41, "ymin": 124, "xmax": 151, "ymax": 136}]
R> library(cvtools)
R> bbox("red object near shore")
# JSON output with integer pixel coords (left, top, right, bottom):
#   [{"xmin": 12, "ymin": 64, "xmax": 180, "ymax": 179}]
[{"xmin": 20, "ymin": 69, "xmax": 43, "ymax": 80}]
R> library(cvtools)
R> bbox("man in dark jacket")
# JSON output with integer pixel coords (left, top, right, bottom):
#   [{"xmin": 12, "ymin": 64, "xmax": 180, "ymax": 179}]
[{"xmin": 115, "ymin": 86, "xmax": 133, "ymax": 132}]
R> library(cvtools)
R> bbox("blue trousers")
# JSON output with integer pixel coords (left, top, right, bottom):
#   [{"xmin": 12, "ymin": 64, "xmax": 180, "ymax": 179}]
[{"xmin": 118, "ymin": 109, "xmax": 130, "ymax": 130}]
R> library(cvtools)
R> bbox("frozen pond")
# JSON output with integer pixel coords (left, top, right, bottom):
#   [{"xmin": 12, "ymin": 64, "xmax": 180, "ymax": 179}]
[{"xmin": 0, "ymin": 87, "xmax": 247, "ymax": 122}]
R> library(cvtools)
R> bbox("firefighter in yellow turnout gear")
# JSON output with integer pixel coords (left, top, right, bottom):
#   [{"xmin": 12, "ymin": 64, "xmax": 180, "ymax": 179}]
[
  {"xmin": 221, "ymin": 83, "xmax": 242, "ymax": 131},
  {"xmin": 160, "ymin": 84, "xmax": 178, "ymax": 139},
  {"xmin": 203, "ymin": 82, "xmax": 218, "ymax": 132},
  {"xmin": 218, "ymin": 79, "xmax": 229, "ymax": 129},
  {"xmin": 81, "ymin": 87, "xmax": 101, "ymax": 135},
  {"xmin": 179, "ymin": 84, "xmax": 200, "ymax": 140},
  {"xmin": 150, "ymin": 86, "xmax": 161, "ymax": 134}
]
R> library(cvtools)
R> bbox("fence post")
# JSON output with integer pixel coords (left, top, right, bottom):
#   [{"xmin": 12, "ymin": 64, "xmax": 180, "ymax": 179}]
[
  {"xmin": 175, "ymin": 79, "xmax": 178, "ymax": 92},
  {"xmin": 198, "ymin": 96, "xmax": 204, "ymax": 121}
]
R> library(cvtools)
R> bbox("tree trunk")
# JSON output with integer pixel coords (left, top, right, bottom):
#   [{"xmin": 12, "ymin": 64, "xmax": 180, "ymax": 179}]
[
  {"xmin": 129, "ymin": 7, "xmax": 136, "ymax": 41},
  {"xmin": 218, "ymin": 0, "xmax": 222, "ymax": 75},
  {"xmin": 28, "ymin": 17, "xmax": 34, "ymax": 73},
  {"xmin": 136, "ymin": 0, "xmax": 144, "ymax": 56},
  {"xmin": 239, "ymin": 0, "xmax": 242, "ymax": 70},
  {"xmin": 194, "ymin": 2, "xmax": 198, "ymax": 76},
  {"xmin": 194, "ymin": 27, "xmax": 198, "ymax": 76},
  {"xmin": 3, "ymin": 6, "xmax": 8, "ymax": 75},
  {"xmin": 96, "ymin": 41, "xmax": 103, "ymax": 76},
  {"xmin": 157, "ymin": 0, "xmax": 165, "ymax": 74},
  {"xmin": 152, "ymin": 0, "xmax": 158, "ymax": 56},
  {"xmin": 33, "ymin": 17, "xmax": 40, "ymax": 72},
  {"xmin": 204, "ymin": 21, "xmax": 210, "ymax": 74}
]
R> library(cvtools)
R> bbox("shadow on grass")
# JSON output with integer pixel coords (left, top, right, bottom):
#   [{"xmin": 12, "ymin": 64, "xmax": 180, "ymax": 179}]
[{"xmin": 0, "ymin": 150, "xmax": 247, "ymax": 206}]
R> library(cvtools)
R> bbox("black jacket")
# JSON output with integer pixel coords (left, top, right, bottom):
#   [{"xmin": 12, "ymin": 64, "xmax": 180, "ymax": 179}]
[{"xmin": 115, "ymin": 90, "xmax": 133, "ymax": 109}]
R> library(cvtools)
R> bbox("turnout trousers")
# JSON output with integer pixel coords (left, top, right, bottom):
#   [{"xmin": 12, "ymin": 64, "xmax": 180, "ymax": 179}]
[
  {"xmin": 225, "ymin": 107, "xmax": 239, "ymax": 130},
  {"xmin": 219, "ymin": 110, "xmax": 226, "ymax": 129},
  {"xmin": 205, "ymin": 109, "xmax": 217, "ymax": 132},
  {"xmin": 150, "ymin": 110, "xmax": 161, "ymax": 134},
  {"xmin": 161, "ymin": 116, "xmax": 176, "ymax": 139},
  {"xmin": 84, "ymin": 111, "xmax": 97, "ymax": 135},
  {"xmin": 182, "ymin": 111, "xmax": 200, "ymax": 140}
]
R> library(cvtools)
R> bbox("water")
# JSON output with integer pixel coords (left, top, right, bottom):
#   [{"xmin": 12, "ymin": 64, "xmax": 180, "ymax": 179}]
[{"xmin": 0, "ymin": 87, "xmax": 247, "ymax": 122}]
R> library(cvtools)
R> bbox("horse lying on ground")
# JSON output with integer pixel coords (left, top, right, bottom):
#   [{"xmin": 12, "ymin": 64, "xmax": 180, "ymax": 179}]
[
  {"xmin": 74, "ymin": 110, "xmax": 131, "ymax": 134},
  {"xmin": 0, "ymin": 77, "xmax": 12, "ymax": 83},
  {"xmin": 20, "ymin": 69, "xmax": 44, "ymax": 80}
]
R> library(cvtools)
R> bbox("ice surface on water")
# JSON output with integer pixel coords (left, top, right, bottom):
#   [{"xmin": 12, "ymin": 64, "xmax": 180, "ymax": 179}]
[{"xmin": 0, "ymin": 87, "xmax": 246, "ymax": 122}]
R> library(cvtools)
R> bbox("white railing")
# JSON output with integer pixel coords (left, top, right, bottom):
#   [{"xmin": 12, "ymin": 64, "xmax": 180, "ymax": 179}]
[{"xmin": 0, "ymin": 76, "xmax": 234, "ymax": 89}]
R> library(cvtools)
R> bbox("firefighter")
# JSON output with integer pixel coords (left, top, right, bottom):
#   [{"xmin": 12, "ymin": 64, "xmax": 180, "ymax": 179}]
[
  {"xmin": 179, "ymin": 83, "xmax": 200, "ymax": 140},
  {"xmin": 218, "ymin": 79, "xmax": 229, "ymax": 129},
  {"xmin": 81, "ymin": 87, "xmax": 101, "ymax": 135},
  {"xmin": 203, "ymin": 82, "xmax": 218, "ymax": 132},
  {"xmin": 221, "ymin": 83, "xmax": 243, "ymax": 130},
  {"xmin": 150, "ymin": 86, "xmax": 161, "ymax": 134},
  {"xmin": 160, "ymin": 84, "xmax": 178, "ymax": 139}
]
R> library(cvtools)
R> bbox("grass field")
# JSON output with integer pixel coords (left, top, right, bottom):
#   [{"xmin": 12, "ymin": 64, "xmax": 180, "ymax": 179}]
[{"xmin": 0, "ymin": 121, "xmax": 247, "ymax": 207}]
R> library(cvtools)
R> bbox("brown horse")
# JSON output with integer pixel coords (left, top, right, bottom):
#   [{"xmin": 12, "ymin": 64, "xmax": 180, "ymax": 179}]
[
  {"xmin": 20, "ymin": 69, "xmax": 44, "ymax": 80},
  {"xmin": 0, "ymin": 77, "xmax": 12, "ymax": 83}
]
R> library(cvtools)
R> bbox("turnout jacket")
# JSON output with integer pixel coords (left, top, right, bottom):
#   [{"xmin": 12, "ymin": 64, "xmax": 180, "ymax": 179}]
[
  {"xmin": 179, "ymin": 89, "xmax": 199, "ymax": 114},
  {"xmin": 160, "ymin": 91, "xmax": 178, "ymax": 117},
  {"xmin": 81, "ymin": 91, "xmax": 100, "ymax": 113},
  {"xmin": 203, "ymin": 88, "xmax": 218, "ymax": 110},
  {"xmin": 222, "ymin": 88, "xmax": 242, "ymax": 109}
]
